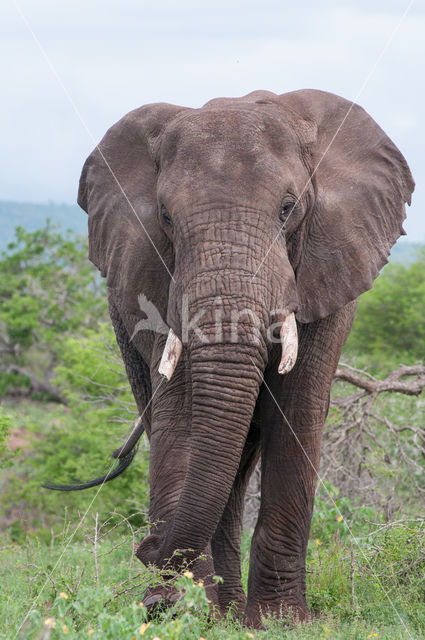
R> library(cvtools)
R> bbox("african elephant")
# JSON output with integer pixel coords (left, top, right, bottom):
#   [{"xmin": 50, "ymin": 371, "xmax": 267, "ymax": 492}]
[{"xmin": 50, "ymin": 89, "xmax": 414, "ymax": 626}]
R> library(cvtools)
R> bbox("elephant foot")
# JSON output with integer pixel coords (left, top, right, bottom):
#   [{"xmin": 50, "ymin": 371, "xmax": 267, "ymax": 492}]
[
  {"xmin": 244, "ymin": 601, "xmax": 311, "ymax": 629},
  {"xmin": 136, "ymin": 532, "xmax": 220, "ymax": 618},
  {"xmin": 217, "ymin": 587, "xmax": 247, "ymax": 620},
  {"xmin": 142, "ymin": 579, "xmax": 221, "ymax": 621},
  {"xmin": 142, "ymin": 584, "xmax": 182, "ymax": 620}
]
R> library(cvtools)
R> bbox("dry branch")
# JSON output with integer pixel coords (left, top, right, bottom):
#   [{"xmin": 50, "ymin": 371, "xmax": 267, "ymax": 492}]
[
  {"xmin": 334, "ymin": 364, "xmax": 425, "ymax": 397},
  {"xmin": 245, "ymin": 363, "xmax": 425, "ymax": 525},
  {"xmin": 323, "ymin": 363, "xmax": 425, "ymax": 512}
]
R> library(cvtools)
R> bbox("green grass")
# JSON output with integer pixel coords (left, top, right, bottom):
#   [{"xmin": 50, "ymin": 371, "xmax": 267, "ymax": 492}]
[
  {"xmin": 1, "ymin": 396, "xmax": 425, "ymax": 638},
  {"xmin": 1, "ymin": 518, "xmax": 424, "ymax": 639}
]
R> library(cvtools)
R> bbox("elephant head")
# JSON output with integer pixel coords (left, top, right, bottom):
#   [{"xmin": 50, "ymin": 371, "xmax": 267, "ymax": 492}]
[
  {"xmin": 79, "ymin": 89, "xmax": 413, "ymax": 340},
  {"xmin": 76, "ymin": 90, "xmax": 413, "ymax": 568}
]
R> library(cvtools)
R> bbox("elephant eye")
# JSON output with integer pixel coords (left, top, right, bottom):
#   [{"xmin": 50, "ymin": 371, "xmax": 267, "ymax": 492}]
[
  {"xmin": 161, "ymin": 205, "xmax": 172, "ymax": 226},
  {"xmin": 279, "ymin": 201, "xmax": 296, "ymax": 223}
]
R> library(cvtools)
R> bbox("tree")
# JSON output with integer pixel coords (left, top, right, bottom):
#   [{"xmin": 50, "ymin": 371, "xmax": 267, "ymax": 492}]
[
  {"xmin": 0, "ymin": 225, "xmax": 147, "ymax": 538},
  {"xmin": 0, "ymin": 223, "xmax": 107, "ymax": 399},
  {"xmin": 345, "ymin": 250, "xmax": 425, "ymax": 364}
]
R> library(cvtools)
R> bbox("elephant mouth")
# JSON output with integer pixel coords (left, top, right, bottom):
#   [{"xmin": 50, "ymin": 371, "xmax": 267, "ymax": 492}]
[{"xmin": 159, "ymin": 311, "xmax": 298, "ymax": 381}]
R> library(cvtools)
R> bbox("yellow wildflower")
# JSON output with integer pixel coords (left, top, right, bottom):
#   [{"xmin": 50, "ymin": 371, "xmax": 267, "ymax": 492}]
[
  {"xmin": 367, "ymin": 635, "xmax": 378, "ymax": 638},
  {"xmin": 62, "ymin": 625, "xmax": 68, "ymax": 634},
  {"xmin": 138, "ymin": 601, "xmax": 144, "ymax": 607},
  {"xmin": 337, "ymin": 515, "xmax": 343, "ymax": 522},
  {"xmin": 197, "ymin": 580, "xmax": 204, "ymax": 587},
  {"xmin": 59, "ymin": 591, "xmax": 69, "ymax": 599},
  {"xmin": 246, "ymin": 634, "xmax": 255, "ymax": 638},
  {"xmin": 44, "ymin": 618, "xmax": 56, "ymax": 629},
  {"xmin": 314, "ymin": 538, "xmax": 322, "ymax": 546},
  {"xmin": 183, "ymin": 570, "xmax": 194, "ymax": 579},
  {"xmin": 139, "ymin": 622, "xmax": 152, "ymax": 635},
  {"xmin": 88, "ymin": 631, "xmax": 94, "ymax": 636}
]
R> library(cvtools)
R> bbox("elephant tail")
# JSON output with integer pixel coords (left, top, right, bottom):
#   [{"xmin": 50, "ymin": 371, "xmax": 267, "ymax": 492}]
[{"xmin": 43, "ymin": 416, "xmax": 145, "ymax": 492}]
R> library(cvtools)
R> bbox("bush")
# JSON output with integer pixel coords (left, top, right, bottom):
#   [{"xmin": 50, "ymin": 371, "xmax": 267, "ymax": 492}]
[
  {"xmin": 345, "ymin": 250, "xmax": 425, "ymax": 365},
  {"xmin": 1, "ymin": 326, "xmax": 149, "ymax": 542},
  {"xmin": 0, "ymin": 223, "xmax": 107, "ymax": 398},
  {"xmin": 0, "ymin": 407, "xmax": 14, "ymax": 469}
]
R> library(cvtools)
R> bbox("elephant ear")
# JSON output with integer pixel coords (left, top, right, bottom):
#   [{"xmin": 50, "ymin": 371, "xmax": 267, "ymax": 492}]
[
  {"xmin": 278, "ymin": 89, "xmax": 415, "ymax": 323},
  {"xmin": 78, "ymin": 103, "xmax": 189, "ymax": 332}
]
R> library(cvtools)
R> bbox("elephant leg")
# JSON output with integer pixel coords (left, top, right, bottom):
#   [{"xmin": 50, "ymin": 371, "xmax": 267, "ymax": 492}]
[
  {"xmin": 211, "ymin": 418, "xmax": 261, "ymax": 616},
  {"xmin": 136, "ymin": 336, "xmax": 218, "ymax": 608},
  {"xmin": 245, "ymin": 301, "xmax": 357, "ymax": 627}
]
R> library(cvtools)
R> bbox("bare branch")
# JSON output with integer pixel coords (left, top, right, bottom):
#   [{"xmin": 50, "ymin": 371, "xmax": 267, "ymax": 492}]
[
  {"xmin": 334, "ymin": 364, "xmax": 425, "ymax": 397},
  {"xmin": 246, "ymin": 363, "xmax": 425, "ymax": 521}
]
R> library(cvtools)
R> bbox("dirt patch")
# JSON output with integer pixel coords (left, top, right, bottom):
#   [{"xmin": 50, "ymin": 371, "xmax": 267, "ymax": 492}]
[{"xmin": 8, "ymin": 426, "xmax": 33, "ymax": 451}]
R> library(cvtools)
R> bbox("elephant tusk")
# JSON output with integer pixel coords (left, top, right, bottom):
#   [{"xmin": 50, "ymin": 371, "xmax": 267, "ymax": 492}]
[
  {"xmin": 158, "ymin": 328, "xmax": 183, "ymax": 381},
  {"xmin": 278, "ymin": 313, "xmax": 298, "ymax": 375}
]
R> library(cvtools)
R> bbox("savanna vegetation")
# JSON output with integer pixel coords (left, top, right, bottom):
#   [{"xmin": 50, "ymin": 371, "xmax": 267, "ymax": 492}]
[{"xmin": 0, "ymin": 223, "xmax": 424, "ymax": 639}]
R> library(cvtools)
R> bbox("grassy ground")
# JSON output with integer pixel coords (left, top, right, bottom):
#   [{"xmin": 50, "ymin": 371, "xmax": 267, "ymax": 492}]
[
  {"xmin": 1, "ymin": 517, "xmax": 424, "ymax": 640},
  {"xmin": 1, "ymin": 399, "xmax": 425, "ymax": 639}
]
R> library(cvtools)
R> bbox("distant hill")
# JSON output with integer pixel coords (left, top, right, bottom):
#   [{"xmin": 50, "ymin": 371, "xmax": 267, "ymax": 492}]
[
  {"xmin": 389, "ymin": 239, "xmax": 424, "ymax": 264},
  {"xmin": 0, "ymin": 200, "xmax": 423, "ymax": 263},
  {"xmin": 0, "ymin": 200, "xmax": 86, "ymax": 251}
]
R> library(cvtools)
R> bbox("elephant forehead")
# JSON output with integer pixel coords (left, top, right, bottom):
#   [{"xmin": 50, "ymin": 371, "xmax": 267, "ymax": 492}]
[{"xmin": 159, "ymin": 108, "xmax": 299, "ymax": 169}]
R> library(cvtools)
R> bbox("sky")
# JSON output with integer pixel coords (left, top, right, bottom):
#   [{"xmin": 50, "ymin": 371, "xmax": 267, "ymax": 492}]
[{"xmin": 1, "ymin": 0, "xmax": 424, "ymax": 239}]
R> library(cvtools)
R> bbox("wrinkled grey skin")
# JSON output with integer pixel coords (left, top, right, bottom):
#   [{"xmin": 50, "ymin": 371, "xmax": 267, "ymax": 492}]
[{"xmin": 78, "ymin": 90, "xmax": 414, "ymax": 626}]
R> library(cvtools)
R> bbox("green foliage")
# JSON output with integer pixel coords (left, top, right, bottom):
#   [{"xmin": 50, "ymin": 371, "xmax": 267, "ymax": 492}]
[
  {"xmin": 45, "ymin": 326, "xmax": 149, "ymax": 527},
  {"xmin": 0, "ymin": 223, "xmax": 149, "ymax": 541},
  {"xmin": 311, "ymin": 482, "xmax": 378, "ymax": 543},
  {"xmin": 0, "ymin": 223, "xmax": 106, "ymax": 398},
  {"xmin": 0, "ymin": 407, "xmax": 14, "ymax": 468},
  {"xmin": 1, "ymin": 341, "xmax": 149, "ymax": 542},
  {"xmin": 345, "ymin": 250, "xmax": 425, "ymax": 365}
]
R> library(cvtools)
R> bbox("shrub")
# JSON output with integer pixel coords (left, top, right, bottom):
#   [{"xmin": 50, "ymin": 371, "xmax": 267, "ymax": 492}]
[{"xmin": 345, "ymin": 250, "xmax": 425, "ymax": 365}]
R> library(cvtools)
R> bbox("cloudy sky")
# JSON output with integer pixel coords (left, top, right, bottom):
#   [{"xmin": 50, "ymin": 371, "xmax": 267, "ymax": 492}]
[{"xmin": 2, "ymin": 0, "xmax": 424, "ymax": 238}]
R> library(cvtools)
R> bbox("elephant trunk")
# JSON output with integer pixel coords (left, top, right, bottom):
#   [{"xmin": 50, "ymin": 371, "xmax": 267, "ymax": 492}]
[{"xmin": 139, "ymin": 334, "xmax": 266, "ymax": 569}]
